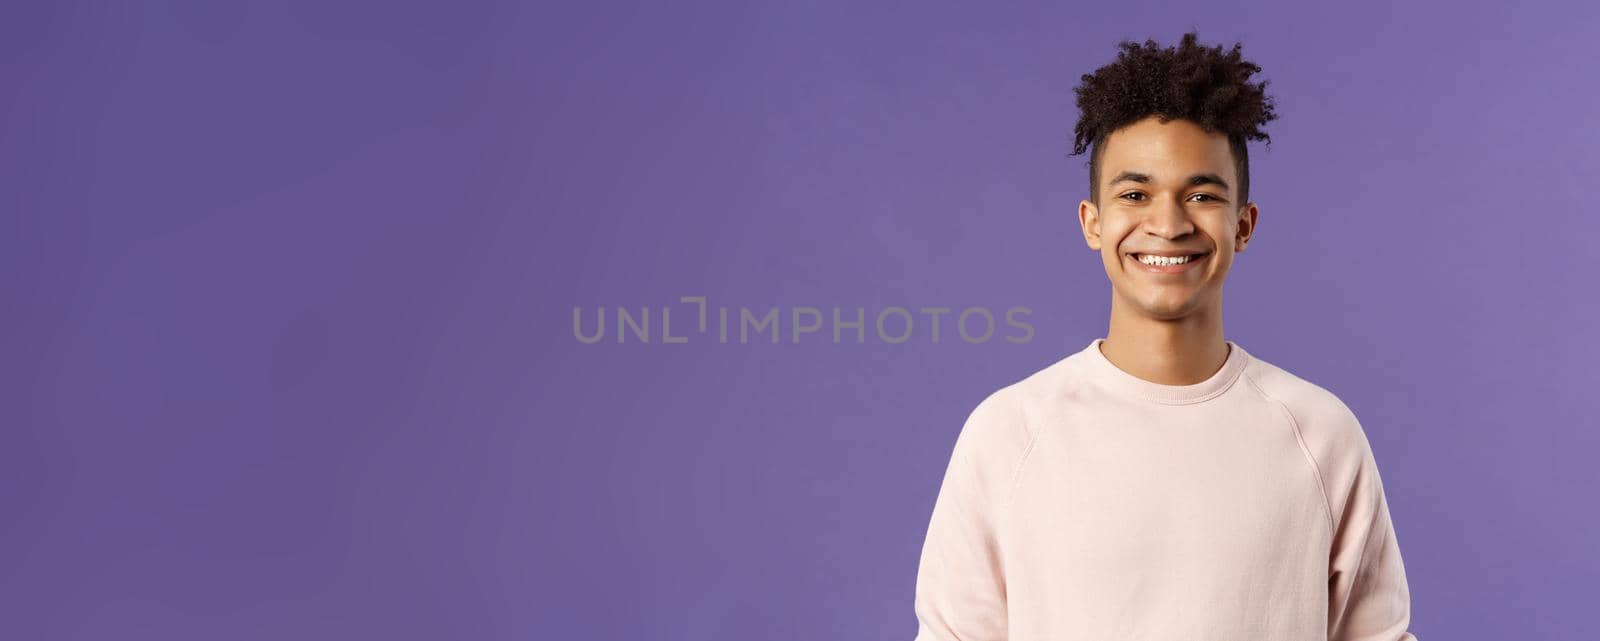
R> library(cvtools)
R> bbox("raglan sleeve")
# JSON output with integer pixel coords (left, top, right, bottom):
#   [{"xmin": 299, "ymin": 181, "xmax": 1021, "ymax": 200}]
[
  {"xmin": 1327, "ymin": 418, "xmax": 1420, "ymax": 641},
  {"xmin": 911, "ymin": 389, "xmax": 1031, "ymax": 641}
]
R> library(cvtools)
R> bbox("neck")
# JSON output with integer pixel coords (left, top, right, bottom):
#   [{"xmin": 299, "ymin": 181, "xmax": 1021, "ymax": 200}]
[{"xmin": 1101, "ymin": 296, "xmax": 1229, "ymax": 386}]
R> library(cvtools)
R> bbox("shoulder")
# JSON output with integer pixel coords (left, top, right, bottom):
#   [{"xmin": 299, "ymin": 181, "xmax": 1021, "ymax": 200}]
[
  {"xmin": 1239, "ymin": 353, "xmax": 1379, "ymax": 499},
  {"xmin": 950, "ymin": 376, "xmax": 1035, "ymax": 462},
  {"xmin": 953, "ymin": 350, "xmax": 1081, "ymax": 460},
  {"xmin": 952, "ymin": 352, "xmax": 1092, "ymax": 457}
]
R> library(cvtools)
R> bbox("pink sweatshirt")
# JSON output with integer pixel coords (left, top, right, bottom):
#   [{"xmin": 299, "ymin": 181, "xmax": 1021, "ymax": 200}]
[{"xmin": 913, "ymin": 338, "xmax": 1418, "ymax": 640}]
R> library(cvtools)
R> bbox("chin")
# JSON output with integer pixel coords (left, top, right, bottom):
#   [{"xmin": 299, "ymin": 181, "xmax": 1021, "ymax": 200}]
[
  {"xmin": 1129, "ymin": 295, "xmax": 1203, "ymax": 320},
  {"xmin": 1131, "ymin": 302, "xmax": 1185, "ymax": 318}
]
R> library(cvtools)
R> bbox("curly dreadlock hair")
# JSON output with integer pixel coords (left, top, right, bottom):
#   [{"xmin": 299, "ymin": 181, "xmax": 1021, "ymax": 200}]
[{"xmin": 1071, "ymin": 31, "xmax": 1279, "ymax": 208}]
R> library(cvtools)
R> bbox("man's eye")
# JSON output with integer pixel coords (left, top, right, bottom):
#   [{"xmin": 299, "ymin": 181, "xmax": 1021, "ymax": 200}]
[{"xmin": 1119, "ymin": 192, "xmax": 1223, "ymax": 202}]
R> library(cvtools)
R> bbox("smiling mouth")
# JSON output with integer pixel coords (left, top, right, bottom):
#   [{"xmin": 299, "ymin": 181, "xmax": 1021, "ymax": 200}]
[{"xmin": 1130, "ymin": 252, "xmax": 1211, "ymax": 267}]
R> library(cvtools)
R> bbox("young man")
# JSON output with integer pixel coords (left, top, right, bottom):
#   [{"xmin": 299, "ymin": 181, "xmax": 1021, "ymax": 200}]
[{"xmin": 911, "ymin": 32, "xmax": 1419, "ymax": 640}]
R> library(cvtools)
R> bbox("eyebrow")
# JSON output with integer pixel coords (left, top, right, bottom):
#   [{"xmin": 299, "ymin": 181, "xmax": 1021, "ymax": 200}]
[{"xmin": 1109, "ymin": 171, "xmax": 1231, "ymax": 192}]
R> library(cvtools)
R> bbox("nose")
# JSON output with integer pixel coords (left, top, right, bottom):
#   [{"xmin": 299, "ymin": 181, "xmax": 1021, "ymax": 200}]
[{"xmin": 1142, "ymin": 197, "xmax": 1197, "ymax": 240}]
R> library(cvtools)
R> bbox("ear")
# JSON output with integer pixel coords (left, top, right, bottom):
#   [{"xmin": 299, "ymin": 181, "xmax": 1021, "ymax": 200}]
[
  {"xmin": 1079, "ymin": 199, "xmax": 1102, "ymax": 250},
  {"xmin": 1235, "ymin": 202, "xmax": 1258, "ymax": 252}
]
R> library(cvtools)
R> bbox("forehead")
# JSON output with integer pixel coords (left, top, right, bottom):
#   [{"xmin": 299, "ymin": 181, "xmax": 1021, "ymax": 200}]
[{"xmin": 1100, "ymin": 117, "xmax": 1235, "ymax": 185}]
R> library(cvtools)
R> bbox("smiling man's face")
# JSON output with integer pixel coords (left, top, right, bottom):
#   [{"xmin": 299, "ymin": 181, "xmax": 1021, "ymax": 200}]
[{"xmin": 1078, "ymin": 115, "xmax": 1258, "ymax": 322}]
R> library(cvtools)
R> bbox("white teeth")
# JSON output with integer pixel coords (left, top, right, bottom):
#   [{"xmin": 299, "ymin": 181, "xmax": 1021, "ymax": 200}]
[{"xmin": 1136, "ymin": 254, "xmax": 1196, "ymax": 266}]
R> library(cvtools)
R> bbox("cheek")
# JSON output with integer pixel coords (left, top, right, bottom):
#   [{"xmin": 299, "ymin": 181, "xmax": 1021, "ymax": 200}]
[
  {"xmin": 1098, "ymin": 226, "xmax": 1131, "ymax": 255},
  {"xmin": 1208, "ymin": 252, "xmax": 1235, "ymax": 276},
  {"xmin": 1103, "ymin": 246, "xmax": 1127, "ymax": 268}
]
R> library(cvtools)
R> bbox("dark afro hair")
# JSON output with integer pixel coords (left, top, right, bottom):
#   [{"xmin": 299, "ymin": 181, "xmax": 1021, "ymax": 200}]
[{"xmin": 1070, "ymin": 30, "xmax": 1278, "ymax": 208}]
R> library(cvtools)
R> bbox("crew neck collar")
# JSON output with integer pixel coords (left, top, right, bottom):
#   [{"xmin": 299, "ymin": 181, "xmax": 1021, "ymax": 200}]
[{"xmin": 1079, "ymin": 337, "xmax": 1250, "ymax": 405}]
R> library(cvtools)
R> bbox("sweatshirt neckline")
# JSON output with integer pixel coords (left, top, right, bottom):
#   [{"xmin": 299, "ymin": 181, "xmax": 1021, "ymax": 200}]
[{"xmin": 1080, "ymin": 337, "xmax": 1250, "ymax": 405}]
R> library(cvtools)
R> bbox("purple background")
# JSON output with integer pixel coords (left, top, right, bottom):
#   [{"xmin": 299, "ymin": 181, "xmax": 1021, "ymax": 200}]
[{"xmin": 4, "ymin": 1, "xmax": 1596, "ymax": 639}]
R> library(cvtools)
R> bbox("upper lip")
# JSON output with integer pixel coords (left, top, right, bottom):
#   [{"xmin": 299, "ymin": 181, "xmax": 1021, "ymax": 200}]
[{"xmin": 1129, "ymin": 249, "xmax": 1210, "ymax": 257}]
